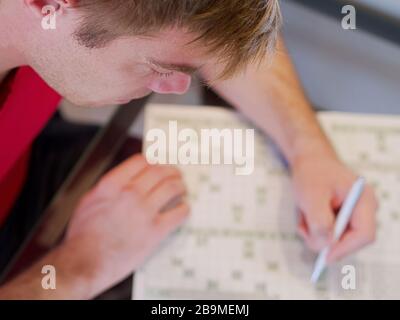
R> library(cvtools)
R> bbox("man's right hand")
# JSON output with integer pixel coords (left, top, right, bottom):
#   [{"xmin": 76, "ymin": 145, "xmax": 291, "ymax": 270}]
[{"xmin": 64, "ymin": 154, "xmax": 190, "ymax": 298}]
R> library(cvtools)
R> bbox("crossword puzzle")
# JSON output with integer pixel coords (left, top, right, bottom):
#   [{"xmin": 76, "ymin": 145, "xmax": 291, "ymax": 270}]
[{"xmin": 133, "ymin": 104, "xmax": 400, "ymax": 300}]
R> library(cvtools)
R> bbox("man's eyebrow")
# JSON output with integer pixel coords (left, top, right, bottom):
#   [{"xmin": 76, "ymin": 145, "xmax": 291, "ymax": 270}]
[{"xmin": 148, "ymin": 59, "xmax": 201, "ymax": 75}]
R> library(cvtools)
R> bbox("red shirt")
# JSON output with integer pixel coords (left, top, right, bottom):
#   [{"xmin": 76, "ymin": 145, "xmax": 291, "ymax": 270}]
[{"xmin": 0, "ymin": 67, "xmax": 61, "ymax": 226}]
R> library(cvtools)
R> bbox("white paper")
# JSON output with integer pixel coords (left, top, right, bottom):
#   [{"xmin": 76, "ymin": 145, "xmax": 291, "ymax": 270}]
[{"xmin": 133, "ymin": 104, "xmax": 400, "ymax": 300}]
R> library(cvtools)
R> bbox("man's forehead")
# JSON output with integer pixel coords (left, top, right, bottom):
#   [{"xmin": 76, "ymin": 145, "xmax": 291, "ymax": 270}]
[{"xmin": 144, "ymin": 28, "xmax": 211, "ymax": 60}]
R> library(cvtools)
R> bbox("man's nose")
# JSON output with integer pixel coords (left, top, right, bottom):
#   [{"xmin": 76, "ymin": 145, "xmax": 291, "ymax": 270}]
[{"xmin": 148, "ymin": 73, "xmax": 192, "ymax": 95}]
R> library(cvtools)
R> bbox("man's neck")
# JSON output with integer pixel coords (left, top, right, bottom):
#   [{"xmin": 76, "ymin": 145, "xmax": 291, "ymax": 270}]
[
  {"xmin": 0, "ymin": 47, "xmax": 20, "ymax": 84},
  {"xmin": 0, "ymin": 41, "xmax": 24, "ymax": 79},
  {"xmin": 0, "ymin": 71, "xmax": 7, "ymax": 85}
]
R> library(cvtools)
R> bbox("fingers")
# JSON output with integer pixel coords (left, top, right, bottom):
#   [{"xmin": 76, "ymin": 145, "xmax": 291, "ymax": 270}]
[
  {"xmin": 300, "ymin": 193, "xmax": 335, "ymax": 250},
  {"xmin": 130, "ymin": 164, "xmax": 183, "ymax": 197},
  {"xmin": 327, "ymin": 229, "xmax": 374, "ymax": 264},
  {"xmin": 153, "ymin": 202, "xmax": 191, "ymax": 238},
  {"xmin": 297, "ymin": 213, "xmax": 309, "ymax": 240},
  {"xmin": 97, "ymin": 154, "xmax": 185, "ymax": 201},
  {"xmin": 145, "ymin": 176, "xmax": 187, "ymax": 213},
  {"xmin": 327, "ymin": 187, "xmax": 377, "ymax": 263},
  {"xmin": 297, "ymin": 213, "xmax": 320, "ymax": 252},
  {"xmin": 95, "ymin": 151, "xmax": 187, "ymax": 217},
  {"xmin": 98, "ymin": 154, "xmax": 149, "ymax": 193}
]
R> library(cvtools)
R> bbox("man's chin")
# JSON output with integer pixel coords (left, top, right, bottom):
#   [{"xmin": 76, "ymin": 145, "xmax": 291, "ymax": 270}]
[
  {"xmin": 65, "ymin": 98, "xmax": 106, "ymax": 108},
  {"xmin": 67, "ymin": 92, "xmax": 152, "ymax": 108},
  {"xmin": 127, "ymin": 89, "xmax": 153, "ymax": 101}
]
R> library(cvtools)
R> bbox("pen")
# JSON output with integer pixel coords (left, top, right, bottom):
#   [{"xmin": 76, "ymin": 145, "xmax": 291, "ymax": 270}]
[{"xmin": 310, "ymin": 177, "xmax": 366, "ymax": 284}]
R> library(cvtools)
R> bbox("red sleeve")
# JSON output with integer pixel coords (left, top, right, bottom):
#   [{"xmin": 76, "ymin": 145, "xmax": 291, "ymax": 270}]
[{"xmin": 0, "ymin": 67, "xmax": 61, "ymax": 225}]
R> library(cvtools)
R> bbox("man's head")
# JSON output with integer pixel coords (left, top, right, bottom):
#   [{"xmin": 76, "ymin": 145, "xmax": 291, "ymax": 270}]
[{"xmin": 9, "ymin": 0, "xmax": 281, "ymax": 107}]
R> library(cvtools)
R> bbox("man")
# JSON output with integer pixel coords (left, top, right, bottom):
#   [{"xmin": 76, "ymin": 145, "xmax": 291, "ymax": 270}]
[{"xmin": 0, "ymin": 0, "xmax": 377, "ymax": 299}]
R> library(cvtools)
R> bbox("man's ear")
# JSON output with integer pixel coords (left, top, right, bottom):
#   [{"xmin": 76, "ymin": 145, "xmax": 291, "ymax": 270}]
[{"xmin": 24, "ymin": 0, "xmax": 77, "ymax": 18}]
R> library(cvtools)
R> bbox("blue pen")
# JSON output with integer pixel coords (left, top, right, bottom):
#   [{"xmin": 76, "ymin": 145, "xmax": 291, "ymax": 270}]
[{"xmin": 311, "ymin": 177, "xmax": 366, "ymax": 283}]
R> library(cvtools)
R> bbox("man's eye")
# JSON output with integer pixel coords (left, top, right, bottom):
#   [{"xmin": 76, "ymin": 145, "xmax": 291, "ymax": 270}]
[{"xmin": 153, "ymin": 70, "xmax": 174, "ymax": 78}]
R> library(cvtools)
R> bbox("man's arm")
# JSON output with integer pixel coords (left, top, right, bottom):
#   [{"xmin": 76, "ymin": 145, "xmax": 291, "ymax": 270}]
[
  {"xmin": 0, "ymin": 242, "xmax": 98, "ymax": 300},
  {"xmin": 0, "ymin": 155, "xmax": 189, "ymax": 299},
  {"xmin": 208, "ymin": 38, "xmax": 337, "ymax": 167},
  {"xmin": 206, "ymin": 38, "xmax": 377, "ymax": 262}
]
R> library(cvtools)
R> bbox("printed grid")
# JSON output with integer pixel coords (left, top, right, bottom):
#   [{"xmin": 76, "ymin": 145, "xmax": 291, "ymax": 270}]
[{"xmin": 133, "ymin": 105, "xmax": 400, "ymax": 300}]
